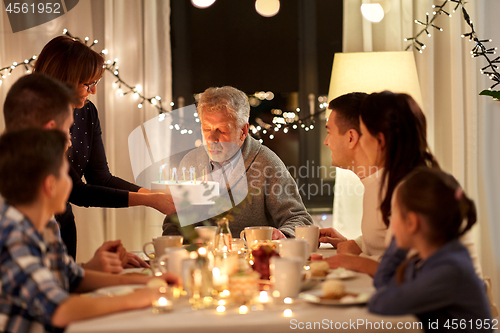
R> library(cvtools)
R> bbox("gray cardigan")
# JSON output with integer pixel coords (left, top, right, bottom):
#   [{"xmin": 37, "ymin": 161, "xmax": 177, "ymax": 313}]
[{"xmin": 162, "ymin": 135, "xmax": 313, "ymax": 238}]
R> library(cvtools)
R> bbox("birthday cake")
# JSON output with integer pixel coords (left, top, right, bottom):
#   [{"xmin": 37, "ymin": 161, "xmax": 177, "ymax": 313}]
[{"xmin": 151, "ymin": 180, "xmax": 219, "ymax": 205}]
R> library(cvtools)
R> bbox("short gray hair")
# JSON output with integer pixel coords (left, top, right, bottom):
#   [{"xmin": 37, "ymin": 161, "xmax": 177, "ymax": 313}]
[{"xmin": 197, "ymin": 86, "xmax": 250, "ymax": 129}]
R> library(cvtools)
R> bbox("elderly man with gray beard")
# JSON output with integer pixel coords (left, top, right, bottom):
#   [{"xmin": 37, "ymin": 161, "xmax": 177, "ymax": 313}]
[{"xmin": 162, "ymin": 86, "xmax": 312, "ymax": 239}]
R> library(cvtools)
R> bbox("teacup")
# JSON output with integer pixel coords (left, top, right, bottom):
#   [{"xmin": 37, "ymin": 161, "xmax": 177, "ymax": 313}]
[
  {"xmin": 194, "ymin": 226, "xmax": 217, "ymax": 244},
  {"xmin": 277, "ymin": 238, "xmax": 309, "ymax": 266},
  {"xmin": 270, "ymin": 257, "xmax": 303, "ymax": 298},
  {"xmin": 181, "ymin": 258, "xmax": 197, "ymax": 296},
  {"xmin": 295, "ymin": 225, "xmax": 319, "ymax": 254},
  {"xmin": 240, "ymin": 226, "xmax": 273, "ymax": 246},
  {"xmin": 159, "ymin": 247, "xmax": 189, "ymax": 278},
  {"xmin": 143, "ymin": 235, "xmax": 183, "ymax": 259}
]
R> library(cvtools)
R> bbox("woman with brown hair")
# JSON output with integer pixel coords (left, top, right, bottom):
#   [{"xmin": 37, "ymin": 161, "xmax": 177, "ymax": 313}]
[
  {"xmin": 358, "ymin": 91, "xmax": 439, "ymax": 228},
  {"xmin": 34, "ymin": 35, "xmax": 175, "ymax": 264}
]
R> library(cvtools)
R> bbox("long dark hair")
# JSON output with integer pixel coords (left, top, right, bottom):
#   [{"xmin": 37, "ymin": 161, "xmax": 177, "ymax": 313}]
[
  {"xmin": 360, "ymin": 91, "xmax": 439, "ymax": 227},
  {"xmin": 33, "ymin": 35, "xmax": 104, "ymax": 89},
  {"xmin": 397, "ymin": 167, "xmax": 476, "ymax": 244}
]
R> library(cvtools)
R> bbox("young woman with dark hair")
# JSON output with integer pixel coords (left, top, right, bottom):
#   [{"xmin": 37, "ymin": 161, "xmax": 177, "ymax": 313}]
[{"xmin": 358, "ymin": 91, "xmax": 439, "ymax": 227}]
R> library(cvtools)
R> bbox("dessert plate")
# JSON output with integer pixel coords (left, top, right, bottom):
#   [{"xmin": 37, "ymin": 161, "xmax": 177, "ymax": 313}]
[
  {"xmin": 325, "ymin": 268, "xmax": 357, "ymax": 280},
  {"xmin": 92, "ymin": 284, "xmax": 145, "ymax": 297},
  {"xmin": 299, "ymin": 289, "xmax": 371, "ymax": 306}
]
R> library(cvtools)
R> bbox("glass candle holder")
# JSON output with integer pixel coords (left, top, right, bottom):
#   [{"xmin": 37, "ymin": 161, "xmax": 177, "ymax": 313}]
[{"xmin": 152, "ymin": 287, "xmax": 173, "ymax": 313}]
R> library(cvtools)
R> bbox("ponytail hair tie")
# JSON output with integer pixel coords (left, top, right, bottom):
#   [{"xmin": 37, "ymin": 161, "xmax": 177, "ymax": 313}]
[{"xmin": 455, "ymin": 188, "xmax": 464, "ymax": 201}]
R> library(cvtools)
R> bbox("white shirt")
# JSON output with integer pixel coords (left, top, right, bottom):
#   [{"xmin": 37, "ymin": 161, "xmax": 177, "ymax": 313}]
[{"xmin": 354, "ymin": 168, "xmax": 390, "ymax": 260}]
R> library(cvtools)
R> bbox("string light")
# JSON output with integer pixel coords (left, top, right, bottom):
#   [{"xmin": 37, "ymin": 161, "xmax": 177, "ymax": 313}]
[
  {"xmin": 1, "ymin": 30, "xmax": 329, "ymax": 135},
  {"xmin": 405, "ymin": 0, "xmax": 500, "ymax": 91},
  {"xmin": 0, "ymin": 55, "xmax": 37, "ymax": 79}
]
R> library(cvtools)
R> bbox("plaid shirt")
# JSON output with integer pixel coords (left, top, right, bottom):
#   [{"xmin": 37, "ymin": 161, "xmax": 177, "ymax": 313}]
[{"xmin": 0, "ymin": 203, "xmax": 84, "ymax": 333}]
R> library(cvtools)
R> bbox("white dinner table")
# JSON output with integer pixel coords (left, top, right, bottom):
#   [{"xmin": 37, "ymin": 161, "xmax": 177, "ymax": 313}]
[{"xmin": 66, "ymin": 246, "xmax": 423, "ymax": 333}]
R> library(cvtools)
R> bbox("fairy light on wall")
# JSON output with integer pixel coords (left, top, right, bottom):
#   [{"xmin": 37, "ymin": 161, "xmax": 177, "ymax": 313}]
[
  {"xmin": 405, "ymin": 0, "xmax": 500, "ymax": 93},
  {"xmin": 0, "ymin": 55, "xmax": 37, "ymax": 85},
  {"xmin": 248, "ymin": 94, "xmax": 328, "ymax": 141},
  {"xmin": 61, "ymin": 30, "xmax": 174, "ymax": 115},
  {"xmin": 1, "ymin": 30, "xmax": 330, "ymax": 136}
]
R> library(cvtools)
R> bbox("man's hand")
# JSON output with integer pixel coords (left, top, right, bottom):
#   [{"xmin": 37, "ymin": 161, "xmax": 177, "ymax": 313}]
[
  {"xmin": 336, "ymin": 240, "xmax": 362, "ymax": 255},
  {"xmin": 82, "ymin": 240, "xmax": 123, "ymax": 274},
  {"xmin": 319, "ymin": 227, "xmax": 347, "ymax": 248},
  {"xmin": 272, "ymin": 228, "xmax": 287, "ymax": 240}
]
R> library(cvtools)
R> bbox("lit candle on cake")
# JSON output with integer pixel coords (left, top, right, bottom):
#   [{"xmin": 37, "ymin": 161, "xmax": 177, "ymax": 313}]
[
  {"xmin": 172, "ymin": 167, "xmax": 177, "ymax": 183},
  {"xmin": 159, "ymin": 164, "xmax": 167, "ymax": 182},
  {"xmin": 182, "ymin": 167, "xmax": 186, "ymax": 182}
]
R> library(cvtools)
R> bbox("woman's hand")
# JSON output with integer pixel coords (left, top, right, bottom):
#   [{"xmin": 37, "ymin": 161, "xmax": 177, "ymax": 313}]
[
  {"xmin": 129, "ymin": 192, "xmax": 177, "ymax": 215},
  {"xmin": 336, "ymin": 240, "xmax": 362, "ymax": 255},
  {"xmin": 324, "ymin": 254, "xmax": 379, "ymax": 277},
  {"xmin": 152, "ymin": 193, "xmax": 177, "ymax": 215},
  {"xmin": 318, "ymin": 227, "xmax": 347, "ymax": 248}
]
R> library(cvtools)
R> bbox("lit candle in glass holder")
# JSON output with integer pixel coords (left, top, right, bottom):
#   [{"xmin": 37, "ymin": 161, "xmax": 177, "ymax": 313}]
[
  {"xmin": 259, "ymin": 291, "xmax": 269, "ymax": 303},
  {"xmin": 219, "ymin": 289, "xmax": 230, "ymax": 298},
  {"xmin": 212, "ymin": 267, "xmax": 227, "ymax": 287},
  {"xmin": 231, "ymin": 238, "xmax": 246, "ymax": 256},
  {"xmin": 239, "ymin": 305, "xmax": 248, "ymax": 314},
  {"xmin": 152, "ymin": 292, "xmax": 172, "ymax": 313}
]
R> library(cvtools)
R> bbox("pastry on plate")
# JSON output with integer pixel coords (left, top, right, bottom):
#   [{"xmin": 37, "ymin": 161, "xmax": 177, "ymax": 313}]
[{"xmin": 309, "ymin": 261, "xmax": 330, "ymax": 277}]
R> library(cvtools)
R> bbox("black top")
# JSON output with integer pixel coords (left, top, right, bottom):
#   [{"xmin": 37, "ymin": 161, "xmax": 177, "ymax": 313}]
[
  {"xmin": 56, "ymin": 101, "xmax": 140, "ymax": 258},
  {"xmin": 68, "ymin": 101, "xmax": 140, "ymax": 206}
]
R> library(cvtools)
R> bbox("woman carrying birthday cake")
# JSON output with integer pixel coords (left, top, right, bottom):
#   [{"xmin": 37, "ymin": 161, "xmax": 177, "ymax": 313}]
[{"xmin": 33, "ymin": 36, "xmax": 176, "ymax": 262}]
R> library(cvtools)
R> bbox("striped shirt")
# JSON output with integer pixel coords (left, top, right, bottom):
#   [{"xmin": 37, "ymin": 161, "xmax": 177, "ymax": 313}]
[{"xmin": 0, "ymin": 203, "xmax": 84, "ymax": 333}]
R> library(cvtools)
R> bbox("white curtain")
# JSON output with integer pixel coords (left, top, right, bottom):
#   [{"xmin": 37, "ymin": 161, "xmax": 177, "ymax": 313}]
[
  {"xmin": 343, "ymin": 0, "xmax": 499, "ymax": 308},
  {"xmin": 98, "ymin": 0, "xmax": 172, "ymax": 261},
  {"xmin": 0, "ymin": 0, "xmax": 172, "ymax": 262}
]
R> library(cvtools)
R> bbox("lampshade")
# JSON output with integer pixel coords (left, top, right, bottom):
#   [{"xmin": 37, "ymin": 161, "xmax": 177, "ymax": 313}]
[{"xmin": 327, "ymin": 51, "xmax": 423, "ymax": 110}]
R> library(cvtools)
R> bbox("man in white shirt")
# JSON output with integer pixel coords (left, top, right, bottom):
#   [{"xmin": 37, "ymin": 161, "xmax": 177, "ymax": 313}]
[{"xmin": 321, "ymin": 92, "xmax": 388, "ymax": 276}]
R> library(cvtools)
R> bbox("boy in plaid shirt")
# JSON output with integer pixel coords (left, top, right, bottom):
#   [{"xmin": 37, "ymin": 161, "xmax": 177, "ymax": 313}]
[{"xmin": 0, "ymin": 129, "xmax": 177, "ymax": 333}]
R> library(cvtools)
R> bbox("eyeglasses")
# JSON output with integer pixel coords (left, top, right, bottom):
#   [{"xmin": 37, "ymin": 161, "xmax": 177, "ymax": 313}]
[{"xmin": 83, "ymin": 78, "xmax": 101, "ymax": 92}]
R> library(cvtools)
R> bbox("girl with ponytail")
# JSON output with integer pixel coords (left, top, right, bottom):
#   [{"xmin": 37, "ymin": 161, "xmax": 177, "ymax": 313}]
[{"xmin": 368, "ymin": 168, "xmax": 492, "ymax": 332}]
